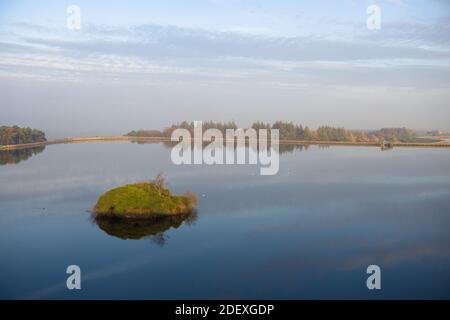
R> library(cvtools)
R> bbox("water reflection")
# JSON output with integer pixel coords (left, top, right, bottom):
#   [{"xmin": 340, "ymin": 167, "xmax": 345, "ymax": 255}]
[
  {"xmin": 94, "ymin": 212, "xmax": 198, "ymax": 245},
  {"xmin": 0, "ymin": 141, "xmax": 449, "ymax": 299},
  {"xmin": 0, "ymin": 140, "xmax": 318, "ymax": 167},
  {"xmin": 133, "ymin": 139, "xmax": 312, "ymax": 155},
  {"xmin": 0, "ymin": 146, "xmax": 45, "ymax": 165}
]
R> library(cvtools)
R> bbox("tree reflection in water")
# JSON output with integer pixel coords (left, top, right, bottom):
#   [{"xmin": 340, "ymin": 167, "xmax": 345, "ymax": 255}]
[
  {"xmin": 94, "ymin": 211, "xmax": 198, "ymax": 246},
  {"xmin": 0, "ymin": 146, "xmax": 45, "ymax": 165},
  {"xmin": 130, "ymin": 139, "xmax": 311, "ymax": 155}
]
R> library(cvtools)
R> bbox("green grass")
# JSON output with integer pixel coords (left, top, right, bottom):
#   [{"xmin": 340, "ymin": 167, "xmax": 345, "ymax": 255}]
[{"xmin": 93, "ymin": 182, "xmax": 197, "ymax": 218}]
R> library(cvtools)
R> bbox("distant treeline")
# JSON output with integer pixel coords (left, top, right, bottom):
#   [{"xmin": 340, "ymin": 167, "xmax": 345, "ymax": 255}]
[
  {"xmin": 0, "ymin": 126, "xmax": 47, "ymax": 146},
  {"xmin": 126, "ymin": 121, "xmax": 420, "ymax": 143}
]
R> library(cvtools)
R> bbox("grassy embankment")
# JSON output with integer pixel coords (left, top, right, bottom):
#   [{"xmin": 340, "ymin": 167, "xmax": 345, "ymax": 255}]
[
  {"xmin": 1, "ymin": 135, "xmax": 449, "ymax": 151},
  {"xmin": 0, "ymin": 136, "xmax": 171, "ymax": 151}
]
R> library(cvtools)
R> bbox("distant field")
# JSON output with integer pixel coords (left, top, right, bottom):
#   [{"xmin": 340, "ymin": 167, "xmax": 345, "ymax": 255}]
[
  {"xmin": 417, "ymin": 136, "xmax": 450, "ymax": 143},
  {"xmin": 413, "ymin": 137, "xmax": 443, "ymax": 143}
]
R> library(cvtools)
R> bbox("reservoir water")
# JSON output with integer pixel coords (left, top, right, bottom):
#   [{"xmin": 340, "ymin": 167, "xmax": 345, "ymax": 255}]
[{"xmin": 0, "ymin": 141, "xmax": 449, "ymax": 299}]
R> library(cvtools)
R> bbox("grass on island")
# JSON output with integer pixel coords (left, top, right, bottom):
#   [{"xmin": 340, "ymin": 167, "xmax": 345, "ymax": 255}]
[{"xmin": 93, "ymin": 174, "xmax": 197, "ymax": 219}]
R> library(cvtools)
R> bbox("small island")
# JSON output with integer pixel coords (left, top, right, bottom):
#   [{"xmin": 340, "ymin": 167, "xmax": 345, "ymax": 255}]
[{"xmin": 93, "ymin": 175, "xmax": 197, "ymax": 219}]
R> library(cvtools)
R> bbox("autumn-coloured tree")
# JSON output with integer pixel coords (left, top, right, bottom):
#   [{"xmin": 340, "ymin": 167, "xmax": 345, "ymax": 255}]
[{"xmin": 0, "ymin": 126, "xmax": 46, "ymax": 146}]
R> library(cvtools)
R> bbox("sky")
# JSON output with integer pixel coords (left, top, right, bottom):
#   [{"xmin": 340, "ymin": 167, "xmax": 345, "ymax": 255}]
[{"xmin": 0, "ymin": 0, "xmax": 449, "ymax": 137}]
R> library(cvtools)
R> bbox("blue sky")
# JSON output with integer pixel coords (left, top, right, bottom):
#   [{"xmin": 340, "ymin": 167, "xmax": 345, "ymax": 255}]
[{"xmin": 0, "ymin": 0, "xmax": 449, "ymax": 137}]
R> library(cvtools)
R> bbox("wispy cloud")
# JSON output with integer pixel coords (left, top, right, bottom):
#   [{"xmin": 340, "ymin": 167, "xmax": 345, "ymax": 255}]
[{"xmin": 1, "ymin": 20, "xmax": 449, "ymax": 88}]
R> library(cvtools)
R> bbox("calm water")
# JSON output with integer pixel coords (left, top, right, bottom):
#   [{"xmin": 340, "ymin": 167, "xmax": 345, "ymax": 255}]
[{"xmin": 0, "ymin": 142, "xmax": 450, "ymax": 299}]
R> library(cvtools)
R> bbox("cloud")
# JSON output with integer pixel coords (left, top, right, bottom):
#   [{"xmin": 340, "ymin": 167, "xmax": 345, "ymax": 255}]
[
  {"xmin": 0, "ymin": 19, "xmax": 449, "ymax": 89},
  {"xmin": 7, "ymin": 21, "xmax": 450, "ymax": 61}
]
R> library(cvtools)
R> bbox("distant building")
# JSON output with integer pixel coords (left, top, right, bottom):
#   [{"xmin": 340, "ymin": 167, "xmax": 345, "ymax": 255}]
[{"xmin": 381, "ymin": 140, "xmax": 393, "ymax": 150}]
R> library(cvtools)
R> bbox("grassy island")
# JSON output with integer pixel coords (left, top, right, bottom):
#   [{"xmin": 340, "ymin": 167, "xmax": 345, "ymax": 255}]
[{"xmin": 93, "ymin": 175, "xmax": 197, "ymax": 219}]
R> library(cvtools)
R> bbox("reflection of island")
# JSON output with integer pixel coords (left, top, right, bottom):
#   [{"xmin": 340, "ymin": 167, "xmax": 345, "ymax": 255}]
[
  {"xmin": 0, "ymin": 146, "xmax": 45, "ymax": 165},
  {"xmin": 94, "ymin": 212, "xmax": 197, "ymax": 245}
]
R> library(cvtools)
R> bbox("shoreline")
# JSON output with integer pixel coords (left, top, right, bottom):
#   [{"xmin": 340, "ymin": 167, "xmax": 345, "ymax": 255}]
[{"xmin": 1, "ymin": 135, "xmax": 450, "ymax": 151}]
